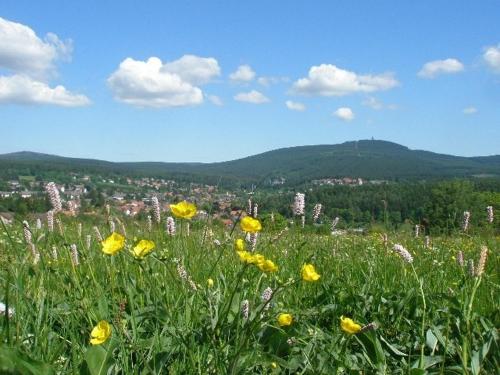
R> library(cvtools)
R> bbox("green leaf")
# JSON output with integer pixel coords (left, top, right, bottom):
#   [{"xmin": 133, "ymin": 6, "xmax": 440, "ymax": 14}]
[
  {"xmin": 0, "ymin": 346, "xmax": 54, "ymax": 375},
  {"xmin": 426, "ymin": 329, "xmax": 438, "ymax": 353},
  {"xmin": 83, "ymin": 342, "xmax": 116, "ymax": 375}
]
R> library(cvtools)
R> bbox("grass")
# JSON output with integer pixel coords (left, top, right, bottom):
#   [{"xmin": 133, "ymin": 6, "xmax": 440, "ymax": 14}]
[{"xmin": 0, "ymin": 212, "xmax": 499, "ymax": 374}]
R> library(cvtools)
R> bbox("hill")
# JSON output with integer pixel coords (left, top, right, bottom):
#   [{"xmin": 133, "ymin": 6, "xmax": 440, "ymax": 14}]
[{"xmin": 1, "ymin": 140, "xmax": 499, "ymax": 186}]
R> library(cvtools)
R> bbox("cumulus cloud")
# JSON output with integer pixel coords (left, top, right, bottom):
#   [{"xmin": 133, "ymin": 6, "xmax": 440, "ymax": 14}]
[
  {"xmin": 161, "ymin": 54, "xmax": 220, "ymax": 85},
  {"xmin": 483, "ymin": 44, "xmax": 500, "ymax": 72},
  {"xmin": 258, "ymin": 76, "xmax": 289, "ymax": 86},
  {"xmin": 333, "ymin": 107, "xmax": 354, "ymax": 121},
  {"xmin": 234, "ymin": 90, "xmax": 269, "ymax": 104},
  {"xmin": 207, "ymin": 94, "xmax": 223, "ymax": 106},
  {"xmin": 285, "ymin": 100, "xmax": 306, "ymax": 111},
  {"xmin": 291, "ymin": 64, "xmax": 398, "ymax": 96},
  {"xmin": 229, "ymin": 64, "xmax": 256, "ymax": 82},
  {"xmin": 0, "ymin": 17, "xmax": 72, "ymax": 80},
  {"xmin": 362, "ymin": 96, "xmax": 397, "ymax": 110},
  {"xmin": 0, "ymin": 17, "xmax": 89, "ymax": 107},
  {"xmin": 463, "ymin": 106, "xmax": 477, "ymax": 115},
  {"xmin": 417, "ymin": 58, "xmax": 464, "ymax": 78},
  {"xmin": 107, "ymin": 56, "xmax": 221, "ymax": 108},
  {"xmin": 0, "ymin": 75, "xmax": 90, "ymax": 106}
]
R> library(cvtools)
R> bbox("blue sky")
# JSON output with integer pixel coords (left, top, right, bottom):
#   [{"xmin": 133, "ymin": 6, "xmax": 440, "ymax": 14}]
[{"xmin": 0, "ymin": 0, "xmax": 499, "ymax": 162}]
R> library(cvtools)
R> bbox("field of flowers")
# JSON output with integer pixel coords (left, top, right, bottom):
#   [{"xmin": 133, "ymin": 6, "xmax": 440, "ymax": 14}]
[{"xmin": 0, "ymin": 192, "xmax": 498, "ymax": 374}]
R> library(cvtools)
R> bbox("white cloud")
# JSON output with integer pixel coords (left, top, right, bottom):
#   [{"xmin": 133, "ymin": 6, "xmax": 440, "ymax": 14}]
[
  {"xmin": 362, "ymin": 96, "xmax": 397, "ymax": 110},
  {"xmin": 207, "ymin": 94, "xmax": 223, "ymax": 106},
  {"xmin": 234, "ymin": 90, "xmax": 269, "ymax": 104},
  {"xmin": 0, "ymin": 16, "xmax": 72, "ymax": 80},
  {"xmin": 463, "ymin": 106, "xmax": 477, "ymax": 115},
  {"xmin": 258, "ymin": 76, "xmax": 289, "ymax": 86},
  {"xmin": 107, "ymin": 56, "xmax": 221, "ymax": 107},
  {"xmin": 0, "ymin": 75, "xmax": 90, "ymax": 106},
  {"xmin": 292, "ymin": 64, "xmax": 398, "ymax": 96},
  {"xmin": 417, "ymin": 58, "xmax": 464, "ymax": 78},
  {"xmin": 333, "ymin": 107, "xmax": 354, "ymax": 121},
  {"xmin": 483, "ymin": 44, "xmax": 500, "ymax": 72},
  {"xmin": 161, "ymin": 54, "xmax": 220, "ymax": 85},
  {"xmin": 285, "ymin": 100, "xmax": 305, "ymax": 111},
  {"xmin": 229, "ymin": 64, "xmax": 256, "ymax": 82}
]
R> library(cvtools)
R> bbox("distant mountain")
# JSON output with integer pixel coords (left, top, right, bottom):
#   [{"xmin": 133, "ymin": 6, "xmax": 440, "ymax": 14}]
[{"xmin": 1, "ymin": 140, "xmax": 499, "ymax": 186}]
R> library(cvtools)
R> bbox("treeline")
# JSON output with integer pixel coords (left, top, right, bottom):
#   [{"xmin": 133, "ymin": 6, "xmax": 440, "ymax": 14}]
[{"xmin": 254, "ymin": 179, "xmax": 500, "ymax": 234}]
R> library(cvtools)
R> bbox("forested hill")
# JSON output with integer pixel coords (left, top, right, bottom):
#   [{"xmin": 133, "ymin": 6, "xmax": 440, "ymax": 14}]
[{"xmin": 1, "ymin": 140, "xmax": 499, "ymax": 185}]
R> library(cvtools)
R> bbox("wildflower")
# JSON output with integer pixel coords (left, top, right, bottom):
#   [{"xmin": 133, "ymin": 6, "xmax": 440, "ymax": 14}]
[
  {"xmin": 360, "ymin": 322, "xmax": 378, "ymax": 333},
  {"xmin": 414, "ymin": 224, "xmax": 420, "ymax": 238},
  {"xmin": 70, "ymin": 244, "xmax": 79, "ymax": 266},
  {"xmin": 237, "ymin": 250, "xmax": 253, "ymax": 263},
  {"xmin": 247, "ymin": 198, "xmax": 253, "ymax": 215},
  {"xmin": 253, "ymin": 203, "xmax": 258, "ymax": 218},
  {"xmin": 151, "ymin": 196, "xmax": 161, "ymax": 224},
  {"xmin": 257, "ymin": 259, "xmax": 278, "ymax": 273},
  {"xmin": 22, "ymin": 221, "xmax": 32, "ymax": 244},
  {"xmin": 85, "ymin": 235, "xmax": 91, "ymax": 250},
  {"xmin": 261, "ymin": 287, "xmax": 273, "ymax": 310},
  {"xmin": 90, "ymin": 320, "xmax": 112, "ymax": 345},
  {"xmin": 101, "ymin": 232, "xmax": 125, "ymax": 255},
  {"xmin": 36, "ymin": 218, "xmax": 42, "ymax": 230},
  {"xmin": 108, "ymin": 219, "xmax": 115, "ymax": 233},
  {"xmin": 235, "ymin": 238, "xmax": 246, "ymax": 251},
  {"xmin": 45, "ymin": 182, "xmax": 62, "ymax": 212},
  {"xmin": 301, "ymin": 264, "xmax": 320, "ymax": 282},
  {"xmin": 486, "ymin": 206, "xmax": 494, "ymax": 223},
  {"xmin": 77, "ymin": 223, "xmax": 82, "ymax": 238},
  {"xmin": 241, "ymin": 299, "xmax": 249, "ymax": 320},
  {"xmin": 132, "ymin": 239, "xmax": 155, "ymax": 258},
  {"xmin": 170, "ymin": 201, "xmax": 197, "ymax": 219},
  {"xmin": 457, "ymin": 251, "xmax": 464, "ymax": 267},
  {"xmin": 462, "ymin": 211, "xmax": 470, "ymax": 232},
  {"xmin": 56, "ymin": 218, "xmax": 64, "ymax": 235},
  {"xmin": 476, "ymin": 246, "xmax": 488, "ymax": 277},
  {"xmin": 30, "ymin": 243, "xmax": 40, "ymax": 264},
  {"xmin": 105, "ymin": 204, "xmax": 110, "ymax": 216},
  {"xmin": 392, "ymin": 244, "xmax": 414, "ymax": 263},
  {"xmin": 207, "ymin": 278, "xmax": 214, "ymax": 288},
  {"xmin": 278, "ymin": 313, "xmax": 293, "ymax": 327},
  {"xmin": 166, "ymin": 216, "xmax": 176, "ymax": 235},
  {"xmin": 293, "ymin": 193, "xmax": 305, "ymax": 216},
  {"xmin": 93, "ymin": 226, "xmax": 103, "ymax": 242},
  {"xmin": 47, "ymin": 210, "xmax": 54, "ymax": 232},
  {"xmin": 312, "ymin": 203, "xmax": 322, "ymax": 222},
  {"xmin": 175, "ymin": 259, "xmax": 198, "ymax": 291},
  {"xmin": 147, "ymin": 215, "xmax": 152, "ymax": 232},
  {"xmin": 52, "ymin": 245, "xmax": 58, "ymax": 260},
  {"xmin": 271, "ymin": 362, "xmax": 277, "ymax": 369},
  {"xmin": 424, "ymin": 235, "xmax": 430, "ymax": 248},
  {"xmin": 301, "ymin": 215, "xmax": 305, "ymax": 228},
  {"xmin": 331, "ymin": 217, "xmax": 340, "ymax": 231},
  {"xmin": 240, "ymin": 216, "xmax": 262, "ymax": 233},
  {"xmin": 249, "ymin": 232, "xmax": 258, "ymax": 250},
  {"xmin": 340, "ymin": 316, "xmax": 362, "ymax": 334},
  {"xmin": 0, "ymin": 302, "xmax": 15, "ymax": 318}
]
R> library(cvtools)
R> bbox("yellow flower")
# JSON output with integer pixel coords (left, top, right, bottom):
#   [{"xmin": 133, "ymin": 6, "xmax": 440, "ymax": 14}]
[
  {"xmin": 90, "ymin": 320, "xmax": 112, "ymax": 345},
  {"xmin": 235, "ymin": 238, "xmax": 246, "ymax": 252},
  {"xmin": 240, "ymin": 216, "xmax": 262, "ymax": 233},
  {"xmin": 278, "ymin": 313, "xmax": 293, "ymax": 327},
  {"xmin": 340, "ymin": 316, "xmax": 362, "ymax": 334},
  {"xmin": 237, "ymin": 250, "xmax": 252, "ymax": 263},
  {"xmin": 132, "ymin": 239, "xmax": 155, "ymax": 258},
  {"xmin": 170, "ymin": 201, "xmax": 197, "ymax": 219},
  {"xmin": 101, "ymin": 232, "xmax": 125, "ymax": 255},
  {"xmin": 301, "ymin": 264, "xmax": 320, "ymax": 282},
  {"xmin": 257, "ymin": 259, "xmax": 278, "ymax": 273},
  {"xmin": 207, "ymin": 278, "xmax": 214, "ymax": 287},
  {"xmin": 248, "ymin": 253, "xmax": 265, "ymax": 265},
  {"xmin": 271, "ymin": 362, "xmax": 277, "ymax": 369}
]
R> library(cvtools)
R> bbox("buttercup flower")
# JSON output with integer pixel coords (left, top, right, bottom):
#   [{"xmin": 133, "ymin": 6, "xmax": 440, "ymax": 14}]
[
  {"xmin": 101, "ymin": 232, "xmax": 125, "ymax": 255},
  {"xmin": 301, "ymin": 264, "xmax": 320, "ymax": 282},
  {"xmin": 170, "ymin": 201, "xmax": 197, "ymax": 219},
  {"xmin": 235, "ymin": 238, "xmax": 246, "ymax": 252},
  {"xmin": 132, "ymin": 239, "xmax": 155, "ymax": 258},
  {"xmin": 257, "ymin": 259, "xmax": 278, "ymax": 273},
  {"xmin": 90, "ymin": 320, "xmax": 112, "ymax": 345},
  {"xmin": 207, "ymin": 278, "xmax": 214, "ymax": 287},
  {"xmin": 240, "ymin": 216, "xmax": 262, "ymax": 233},
  {"xmin": 340, "ymin": 316, "xmax": 361, "ymax": 334},
  {"xmin": 278, "ymin": 313, "xmax": 293, "ymax": 327}
]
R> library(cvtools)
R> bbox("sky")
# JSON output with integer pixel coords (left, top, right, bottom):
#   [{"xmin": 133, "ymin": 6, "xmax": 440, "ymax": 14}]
[{"xmin": 0, "ymin": 0, "xmax": 499, "ymax": 162}]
